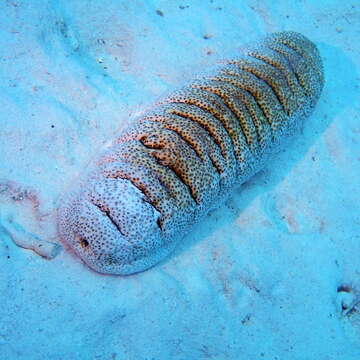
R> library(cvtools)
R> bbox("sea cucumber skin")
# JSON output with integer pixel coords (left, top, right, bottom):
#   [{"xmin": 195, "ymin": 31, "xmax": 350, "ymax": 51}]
[{"xmin": 58, "ymin": 31, "xmax": 324, "ymax": 275}]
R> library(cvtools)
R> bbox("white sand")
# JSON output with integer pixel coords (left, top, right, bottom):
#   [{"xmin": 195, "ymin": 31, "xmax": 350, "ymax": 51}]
[{"xmin": 1, "ymin": 1, "xmax": 360, "ymax": 359}]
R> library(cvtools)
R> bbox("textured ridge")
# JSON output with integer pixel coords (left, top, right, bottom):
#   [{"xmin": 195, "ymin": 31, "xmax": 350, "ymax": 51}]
[{"xmin": 57, "ymin": 31, "xmax": 324, "ymax": 275}]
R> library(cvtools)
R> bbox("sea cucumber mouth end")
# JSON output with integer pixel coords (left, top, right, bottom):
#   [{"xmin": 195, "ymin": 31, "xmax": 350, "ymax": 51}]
[{"xmin": 57, "ymin": 178, "xmax": 170, "ymax": 275}]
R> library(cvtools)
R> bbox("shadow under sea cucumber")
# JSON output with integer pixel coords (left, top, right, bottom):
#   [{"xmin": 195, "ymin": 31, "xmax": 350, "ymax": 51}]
[{"xmin": 57, "ymin": 31, "xmax": 324, "ymax": 275}]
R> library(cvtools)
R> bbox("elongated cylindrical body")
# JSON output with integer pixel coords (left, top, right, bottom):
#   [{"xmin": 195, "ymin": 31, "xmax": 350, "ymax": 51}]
[{"xmin": 58, "ymin": 31, "xmax": 324, "ymax": 275}]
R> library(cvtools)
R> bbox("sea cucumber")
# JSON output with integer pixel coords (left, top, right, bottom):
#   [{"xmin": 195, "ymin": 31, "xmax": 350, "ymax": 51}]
[{"xmin": 57, "ymin": 31, "xmax": 324, "ymax": 275}]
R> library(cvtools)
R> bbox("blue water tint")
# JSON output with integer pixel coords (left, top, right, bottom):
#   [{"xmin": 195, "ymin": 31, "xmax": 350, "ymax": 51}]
[{"xmin": 0, "ymin": 0, "xmax": 360, "ymax": 359}]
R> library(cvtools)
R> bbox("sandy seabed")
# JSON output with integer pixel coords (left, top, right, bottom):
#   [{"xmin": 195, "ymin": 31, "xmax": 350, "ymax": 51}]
[{"xmin": 1, "ymin": 1, "xmax": 360, "ymax": 359}]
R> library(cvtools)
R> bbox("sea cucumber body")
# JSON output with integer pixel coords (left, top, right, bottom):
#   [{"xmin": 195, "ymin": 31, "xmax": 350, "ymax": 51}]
[{"xmin": 58, "ymin": 31, "xmax": 324, "ymax": 275}]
